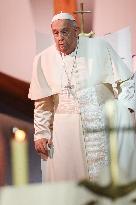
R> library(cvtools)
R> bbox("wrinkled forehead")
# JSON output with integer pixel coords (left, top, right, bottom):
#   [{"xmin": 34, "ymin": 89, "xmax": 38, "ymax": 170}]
[{"xmin": 51, "ymin": 19, "xmax": 74, "ymax": 30}]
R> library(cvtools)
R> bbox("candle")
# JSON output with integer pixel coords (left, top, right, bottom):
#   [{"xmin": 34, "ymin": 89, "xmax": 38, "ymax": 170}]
[
  {"xmin": 11, "ymin": 128, "xmax": 29, "ymax": 186},
  {"xmin": 105, "ymin": 100, "xmax": 119, "ymax": 185}
]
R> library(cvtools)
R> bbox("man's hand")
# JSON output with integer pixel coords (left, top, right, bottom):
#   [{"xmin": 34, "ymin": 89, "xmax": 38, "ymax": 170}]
[{"xmin": 34, "ymin": 138, "xmax": 51, "ymax": 160}]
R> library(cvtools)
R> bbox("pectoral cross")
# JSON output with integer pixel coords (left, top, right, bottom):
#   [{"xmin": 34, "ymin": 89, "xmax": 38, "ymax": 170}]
[
  {"xmin": 64, "ymin": 83, "xmax": 74, "ymax": 97},
  {"xmin": 74, "ymin": 2, "xmax": 95, "ymax": 37}
]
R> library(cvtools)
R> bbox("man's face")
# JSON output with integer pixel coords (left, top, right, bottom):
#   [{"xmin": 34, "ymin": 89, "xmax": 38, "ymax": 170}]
[{"xmin": 51, "ymin": 19, "xmax": 79, "ymax": 55}]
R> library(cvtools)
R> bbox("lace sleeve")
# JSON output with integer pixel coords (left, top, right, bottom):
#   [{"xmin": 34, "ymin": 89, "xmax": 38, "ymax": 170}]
[{"xmin": 118, "ymin": 76, "xmax": 136, "ymax": 111}]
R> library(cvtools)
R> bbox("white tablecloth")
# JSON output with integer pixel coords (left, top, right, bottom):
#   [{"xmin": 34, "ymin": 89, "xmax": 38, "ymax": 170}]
[{"xmin": 1, "ymin": 181, "xmax": 136, "ymax": 205}]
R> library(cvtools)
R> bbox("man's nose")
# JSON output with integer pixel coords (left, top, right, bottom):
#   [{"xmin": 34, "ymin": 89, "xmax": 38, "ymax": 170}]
[{"xmin": 58, "ymin": 32, "xmax": 64, "ymax": 40}]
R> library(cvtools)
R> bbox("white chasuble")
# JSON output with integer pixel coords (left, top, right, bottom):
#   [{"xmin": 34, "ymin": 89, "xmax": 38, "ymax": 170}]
[{"xmin": 29, "ymin": 37, "xmax": 136, "ymax": 182}]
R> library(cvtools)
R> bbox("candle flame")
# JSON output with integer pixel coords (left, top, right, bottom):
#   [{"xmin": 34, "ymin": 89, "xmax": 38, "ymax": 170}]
[{"xmin": 15, "ymin": 130, "xmax": 26, "ymax": 142}]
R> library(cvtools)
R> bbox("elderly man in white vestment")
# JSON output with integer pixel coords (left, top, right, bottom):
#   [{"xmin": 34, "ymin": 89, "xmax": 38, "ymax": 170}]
[{"xmin": 28, "ymin": 13, "xmax": 136, "ymax": 182}]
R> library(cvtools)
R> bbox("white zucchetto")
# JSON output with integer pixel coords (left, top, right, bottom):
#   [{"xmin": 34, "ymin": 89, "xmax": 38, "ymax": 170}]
[{"xmin": 51, "ymin": 12, "xmax": 75, "ymax": 23}]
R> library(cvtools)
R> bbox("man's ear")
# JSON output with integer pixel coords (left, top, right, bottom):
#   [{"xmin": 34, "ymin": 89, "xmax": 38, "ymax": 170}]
[{"xmin": 75, "ymin": 27, "xmax": 80, "ymax": 37}]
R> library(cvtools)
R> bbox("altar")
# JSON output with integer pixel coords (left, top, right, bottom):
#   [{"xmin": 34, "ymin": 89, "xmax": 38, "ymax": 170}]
[
  {"xmin": 1, "ymin": 181, "xmax": 136, "ymax": 205},
  {"xmin": 0, "ymin": 182, "xmax": 92, "ymax": 205}
]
